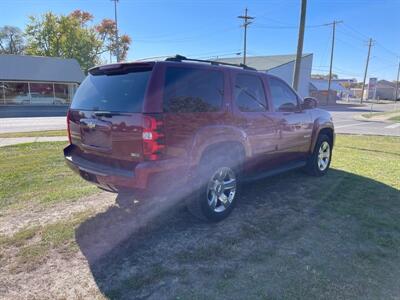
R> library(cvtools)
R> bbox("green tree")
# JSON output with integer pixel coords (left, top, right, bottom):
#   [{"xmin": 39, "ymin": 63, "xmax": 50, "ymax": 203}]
[
  {"xmin": 25, "ymin": 11, "xmax": 102, "ymax": 72},
  {"xmin": 24, "ymin": 10, "xmax": 131, "ymax": 72},
  {"xmin": 95, "ymin": 18, "xmax": 131, "ymax": 62},
  {"xmin": 0, "ymin": 26, "xmax": 25, "ymax": 54}
]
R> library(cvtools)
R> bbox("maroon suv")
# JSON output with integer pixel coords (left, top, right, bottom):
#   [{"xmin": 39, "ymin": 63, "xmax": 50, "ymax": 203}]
[{"xmin": 64, "ymin": 55, "xmax": 334, "ymax": 221}]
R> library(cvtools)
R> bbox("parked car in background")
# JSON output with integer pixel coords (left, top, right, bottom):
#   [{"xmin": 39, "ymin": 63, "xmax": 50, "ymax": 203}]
[
  {"xmin": 64, "ymin": 55, "xmax": 335, "ymax": 221},
  {"xmin": 10, "ymin": 93, "xmax": 67, "ymax": 105}
]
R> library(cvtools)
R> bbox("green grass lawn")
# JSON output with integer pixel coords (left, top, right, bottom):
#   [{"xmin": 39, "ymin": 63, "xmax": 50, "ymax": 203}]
[
  {"xmin": 333, "ymin": 135, "xmax": 399, "ymax": 187},
  {"xmin": 1, "ymin": 135, "xmax": 399, "ymax": 298},
  {"xmin": 388, "ymin": 115, "xmax": 400, "ymax": 122},
  {"xmin": 103, "ymin": 135, "xmax": 400, "ymax": 299},
  {"xmin": 0, "ymin": 130, "xmax": 67, "ymax": 138},
  {"xmin": 0, "ymin": 142, "xmax": 96, "ymax": 210}
]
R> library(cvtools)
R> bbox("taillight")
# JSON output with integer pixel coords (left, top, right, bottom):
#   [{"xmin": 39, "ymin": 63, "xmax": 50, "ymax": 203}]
[
  {"xmin": 66, "ymin": 109, "xmax": 72, "ymax": 144},
  {"xmin": 142, "ymin": 115, "xmax": 165, "ymax": 161}
]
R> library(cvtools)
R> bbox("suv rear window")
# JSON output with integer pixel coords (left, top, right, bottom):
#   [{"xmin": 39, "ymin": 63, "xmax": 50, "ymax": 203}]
[
  {"xmin": 71, "ymin": 69, "xmax": 152, "ymax": 112},
  {"xmin": 163, "ymin": 67, "xmax": 224, "ymax": 113}
]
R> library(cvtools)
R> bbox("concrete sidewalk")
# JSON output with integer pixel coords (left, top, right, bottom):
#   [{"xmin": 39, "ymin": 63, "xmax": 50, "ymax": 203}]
[{"xmin": 0, "ymin": 136, "xmax": 68, "ymax": 147}]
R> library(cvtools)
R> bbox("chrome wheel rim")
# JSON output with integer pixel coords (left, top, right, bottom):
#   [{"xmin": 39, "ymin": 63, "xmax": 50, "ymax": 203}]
[
  {"xmin": 318, "ymin": 141, "xmax": 331, "ymax": 171},
  {"xmin": 207, "ymin": 167, "xmax": 237, "ymax": 213}
]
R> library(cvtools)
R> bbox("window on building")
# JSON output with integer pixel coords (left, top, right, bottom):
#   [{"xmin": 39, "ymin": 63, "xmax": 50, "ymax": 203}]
[
  {"xmin": 234, "ymin": 74, "xmax": 267, "ymax": 112},
  {"xmin": 54, "ymin": 83, "xmax": 73, "ymax": 104},
  {"xmin": 3, "ymin": 82, "xmax": 30, "ymax": 105},
  {"xmin": 0, "ymin": 81, "xmax": 80, "ymax": 105},
  {"xmin": 163, "ymin": 67, "xmax": 224, "ymax": 113},
  {"xmin": 268, "ymin": 77, "xmax": 299, "ymax": 111},
  {"xmin": 29, "ymin": 82, "xmax": 55, "ymax": 105}
]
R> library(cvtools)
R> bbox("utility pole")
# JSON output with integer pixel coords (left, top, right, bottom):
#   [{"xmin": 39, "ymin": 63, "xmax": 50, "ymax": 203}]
[
  {"xmin": 326, "ymin": 20, "xmax": 343, "ymax": 104},
  {"xmin": 395, "ymin": 59, "xmax": 400, "ymax": 101},
  {"xmin": 238, "ymin": 8, "xmax": 254, "ymax": 65},
  {"xmin": 111, "ymin": 0, "xmax": 120, "ymax": 62},
  {"xmin": 360, "ymin": 38, "xmax": 374, "ymax": 103},
  {"xmin": 292, "ymin": 0, "xmax": 307, "ymax": 92}
]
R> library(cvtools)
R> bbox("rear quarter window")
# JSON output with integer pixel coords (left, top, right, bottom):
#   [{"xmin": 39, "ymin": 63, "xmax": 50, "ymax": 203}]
[
  {"xmin": 71, "ymin": 69, "xmax": 151, "ymax": 112},
  {"xmin": 163, "ymin": 67, "xmax": 224, "ymax": 113}
]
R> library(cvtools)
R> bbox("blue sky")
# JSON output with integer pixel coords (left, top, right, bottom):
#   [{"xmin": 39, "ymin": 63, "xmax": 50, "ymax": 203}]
[{"xmin": 1, "ymin": 0, "xmax": 399, "ymax": 81}]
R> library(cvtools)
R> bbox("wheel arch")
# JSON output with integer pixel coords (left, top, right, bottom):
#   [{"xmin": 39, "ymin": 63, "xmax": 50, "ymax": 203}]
[
  {"xmin": 193, "ymin": 140, "xmax": 246, "ymax": 177},
  {"xmin": 310, "ymin": 120, "xmax": 335, "ymax": 153},
  {"xmin": 190, "ymin": 125, "xmax": 250, "ymax": 165}
]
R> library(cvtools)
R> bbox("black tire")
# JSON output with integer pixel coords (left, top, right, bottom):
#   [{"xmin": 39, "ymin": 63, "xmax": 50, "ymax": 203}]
[
  {"xmin": 186, "ymin": 147, "xmax": 243, "ymax": 222},
  {"xmin": 305, "ymin": 134, "xmax": 332, "ymax": 177}
]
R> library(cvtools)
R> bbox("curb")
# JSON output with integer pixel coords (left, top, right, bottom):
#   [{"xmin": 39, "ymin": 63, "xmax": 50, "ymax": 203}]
[{"xmin": 353, "ymin": 113, "xmax": 399, "ymax": 123}]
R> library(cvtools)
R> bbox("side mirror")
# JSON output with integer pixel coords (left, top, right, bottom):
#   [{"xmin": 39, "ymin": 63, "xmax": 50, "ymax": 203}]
[
  {"xmin": 278, "ymin": 102, "xmax": 298, "ymax": 112},
  {"xmin": 302, "ymin": 97, "xmax": 318, "ymax": 109}
]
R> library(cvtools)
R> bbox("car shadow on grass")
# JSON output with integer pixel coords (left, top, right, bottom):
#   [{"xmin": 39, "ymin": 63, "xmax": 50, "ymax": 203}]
[{"xmin": 75, "ymin": 169, "xmax": 400, "ymax": 300}]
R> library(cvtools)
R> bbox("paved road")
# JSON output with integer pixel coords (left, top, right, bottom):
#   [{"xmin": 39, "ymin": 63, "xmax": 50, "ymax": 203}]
[
  {"xmin": 326, "ymin": 102, "xmax": 399, "ymax": 136},
  {"xmin": 0, "ymin": 102, "xmax": 399, "ymax": 136},
  {"xmin": 0, "ymin": 116, "xmax": 66, "ymax": 133},
  {"xmin": 0, "ymin": 105, "xmax": 68, "ymax": 118}
]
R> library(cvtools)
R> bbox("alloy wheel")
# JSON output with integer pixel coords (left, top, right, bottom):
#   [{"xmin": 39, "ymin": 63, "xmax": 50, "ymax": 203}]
[
  {"xmin": 206, "ymin": 167, "xmax": 237, "ymax": 213},
  {"xmin": 317, "ymin": 141, "xmax": 331, "ymax": 171}
]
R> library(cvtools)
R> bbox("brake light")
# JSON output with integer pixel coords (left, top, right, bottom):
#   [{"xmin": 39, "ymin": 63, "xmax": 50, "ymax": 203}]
[
  {"xmin": 66, "ymin": 109, "xmax": 72, "ymax": 144},
  {"xmin": 142, "ymin": 115, "xmax": 165, "ymax": 160}
]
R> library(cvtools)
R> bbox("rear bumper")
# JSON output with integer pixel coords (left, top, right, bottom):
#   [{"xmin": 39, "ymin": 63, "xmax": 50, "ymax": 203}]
[{"xmin": 64, "ymin": 144, "xmax": 189, "ymax": 192}]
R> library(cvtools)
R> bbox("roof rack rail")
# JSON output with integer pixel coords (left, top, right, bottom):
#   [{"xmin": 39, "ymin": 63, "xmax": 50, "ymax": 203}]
[{"xmin": 165, "ymin": 54, "xmax": 256, "ymax": 71}]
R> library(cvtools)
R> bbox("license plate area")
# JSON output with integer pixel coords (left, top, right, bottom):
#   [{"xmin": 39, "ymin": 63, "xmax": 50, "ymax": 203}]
[{"xmin": 80, "ymin": 118, "xmax": 112, "ymax": 150}]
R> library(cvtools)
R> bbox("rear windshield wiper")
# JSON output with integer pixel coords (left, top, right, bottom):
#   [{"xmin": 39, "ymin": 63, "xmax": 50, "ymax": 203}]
[{"xmin": 93, "ymin": 111, "xmax": 129, "ymax": 117}]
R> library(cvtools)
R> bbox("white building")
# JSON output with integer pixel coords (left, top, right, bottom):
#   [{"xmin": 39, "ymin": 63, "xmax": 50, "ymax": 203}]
[{"xmin": 218, "ymin": 54, "xmax": 313, "ymax": 97}]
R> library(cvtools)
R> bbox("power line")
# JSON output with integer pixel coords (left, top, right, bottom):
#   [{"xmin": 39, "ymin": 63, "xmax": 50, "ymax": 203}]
[
  {"xmin": 370, "ymin": 63, "xmax": 399, "ymax": 72},
  {"xmin": 238, "ymin": 8, "xmax": 254, "ymax": 65},
  {"xmin": 254, "ymin": 13, "xmax": 294, "ymax": 27},
  {"xmin": 337, "ymin": 26, "xmax": 365, "ymax": 43},
  {"xmin": 335, "ymin": 36, "xmax": 366, "ymax": 53},
  {"xmin": 342, "ymin": 23, "xmax": 399, "ymax": 58},
  {"xmin": 375, "ymin": 41, "xmax": 400, "ymax": 58},
  {"xmin": 253, "ymin": 23, "xmax": 326, "ymax": 29},
  {"xmin": 134, "ymin": 26, "xmax": 239, "ymax": 44},
  {"xmin": 312, "ymin": 68, "xmax": 362, "ymax": 78},
  {"xmin": 333, "ymin": 66, "xmax": 363, "ymax": 77},
  {"xmin": 342, "ymin": 23, "xmax": 369, "ymax": 40},
  {"xmin": 318, "ymin": 28, "xmax": 332, "ymax": 69},
  {"xmin": 195, "ymin": 51, "xmax": 242, "ymax": 60}
]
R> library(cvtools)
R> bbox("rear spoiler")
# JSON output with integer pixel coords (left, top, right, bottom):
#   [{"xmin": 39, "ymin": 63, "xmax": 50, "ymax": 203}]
[{"xmin": 89, "ymin": 62, "xmax": 154, "ymax": 75}]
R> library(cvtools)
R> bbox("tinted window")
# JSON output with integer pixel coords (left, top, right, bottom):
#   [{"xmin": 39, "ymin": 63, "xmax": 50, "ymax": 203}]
[
  {"xmin": 3, "ymin": 82, "xmax": 29, "ymax": 104},
  {"xmin": 234, "ymin": 74, "xmax": 267, "ymax": 112},
  {"xmin": 71, "ymin": 69, "xmax": 151, "ymax": 112},
  {"xmin": 163, "ymin": 67, "xmax": 223, "ymax": 113},
  {"xmin": 268, "ymin": 77, "xmax": 299, "ymax": 111}
]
